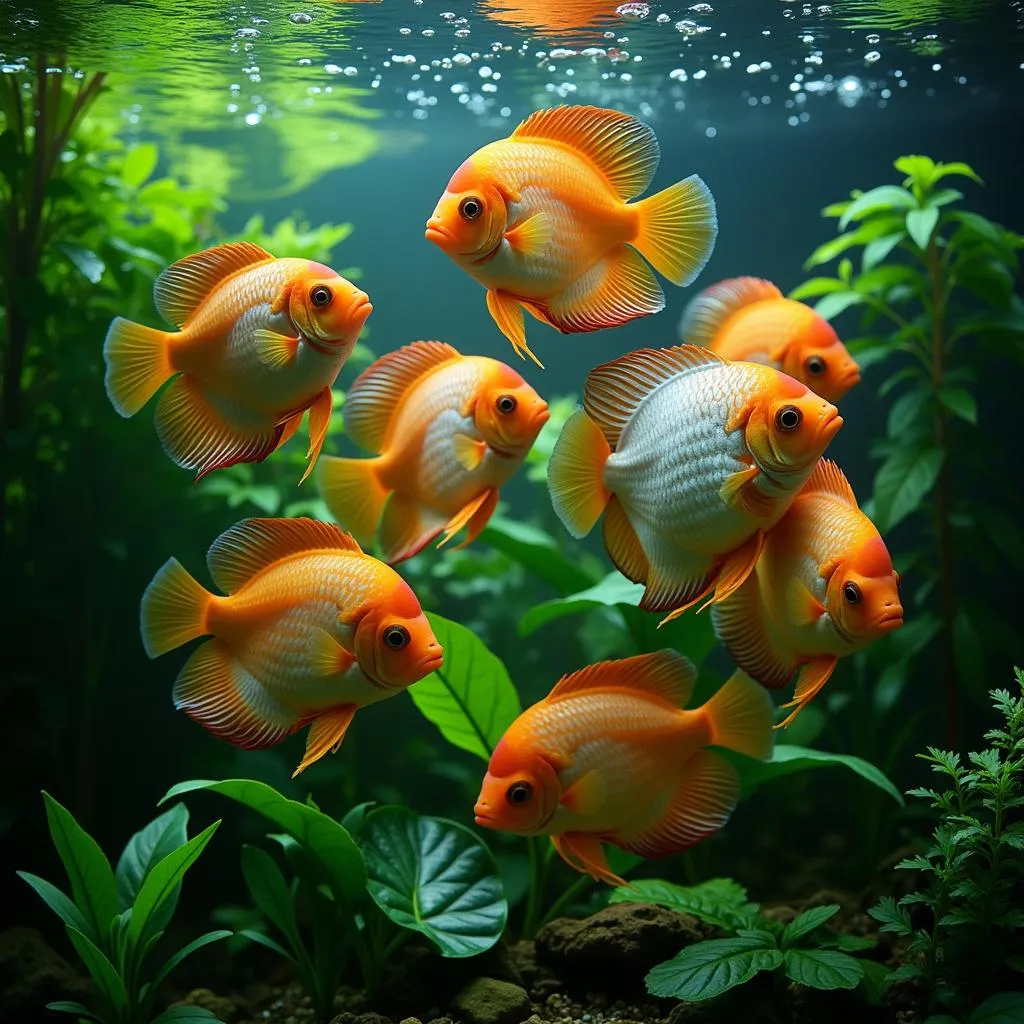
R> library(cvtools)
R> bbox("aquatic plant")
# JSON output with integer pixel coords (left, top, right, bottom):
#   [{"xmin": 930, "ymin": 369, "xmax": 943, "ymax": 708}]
[
  {"xmin": 792, "ymin": 155, "xmax": 1024, "ymax": 747},
  {"xmin": 163, "ymin": 778, "xmax": 507, "ymax": 1022},
  {"xmin": 868, "ymin": 667, "xmax": 1024, "ymax": 1015},
  {"xmin": 17, "ymin": 795, "xmax": 228, "ymax": 1024}
]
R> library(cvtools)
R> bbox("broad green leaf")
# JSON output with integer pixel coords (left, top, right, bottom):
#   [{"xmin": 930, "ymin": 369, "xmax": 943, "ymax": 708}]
[
  {"xmin": 65, "ymin": 926, "xmax": 129, "ymax": 1015},
  {"xmin": 359, "ymin": 805, "xmax": 507, "ymax": 958},
  {"xmin": 906, "ymin": 207, "xmax": 940, "ymax": 250},
  {"xmin": 783, "ymin": 948, "xmax": 863, "ymax": 990},
  {"xmin": 926, "ymin": 188, "xmax": 963, "ymax": 209},
  {"xmin": 240, "ymin": 845, "xmax": 304, "ymax": 953},
  {"xmin": 42, "ymin": 792, "xmax": 120, "ymax": 945},
  {"xmin": 411, "ymin": 613, "xmax": 521, "ymax": 761},
  {"xmin": 17, "ymin": 872, "xmax": 93, "ymax": 936},
  {"xmin": 340, "ymin": 801, "xmax": 376, "ymax": 836},
  {"xmin": 928, "ymin": 160, "xmax": 983, "ymax": 187},
  {"xmin": 46, "ymin": 1002, "xmax": 101, "ymax": 1020},
  {"xmin": 948, "ymin": 209, "xmax": 1002, "ymax": 244},
  {"xmin": 873, "ymin": 445, "xmax": 944, "ymax": 533},
  {"xmin": 145, "ymin": 930, "xmax": 232, "ymax": 1009},
  {"xmin": 838, "ymin": 185, "xmax": 915, "ymax": 230},
  {"xmin": 781, "ymin": 904, "xmax": 840, "ymax": 948},
  {"xmin": 121, "ymin": 142, "xmax": 159, "ymax": 188},
  {"xmin": 887, "ymin": 388, "xmax": 930, "ymax": 440},
  {"xmin": 519, "ymin": 572, "xmax": 643, "ymax": 637},
  {"xmin": 862, "ymin": 232, "xmax": 906, "ymax": 271},
  {"xmin": 150, "ymin": 1008, "xmax": 219, "ymax": 1023},
  {"xmin": 895, "ymin": 154, "xmax": 937, "ymax": 185},
  {"xmin": 56, "ymin": 242, "xmax": 105, "ymax": 284},
  {"xmin": 787, "ymin": 277, "xmax": 845, "ymax": 301},
  {"xmin": 481, "ymin": 516, "xmax": 595, "ymax": 595},
  {"xmin": 129, "ymin": 820, "xmax": 220, "ymax": 947},
  {"xmin": 814, "ymin": 291, "xmax": 864, "ymax": 321},
  {"xmin": 646, "ymin": 937, "xmax": 783, "ymax": 1000},
  {"xmin": 238, "ymin": 928, "xmax": 296, "ymax": 962},
  {"xmin": 970, "ymin": 992, "xmax": 1024, "ymax": 1024},
  {"xmin": 857, "ymin": 960, "xmax": 894, "ymax": 1005},
  {"xmin": 160, "ymin": 780, "xmax": 366, "ymax": 908},
  {"xmin": 937, "ymin": 388, "xmax": 977, "ymax": 424},
  {"xmin": 609, "ymin": 878, "xmax": 759, "ymax": 929},
  {"xmin": 115, "ymin": 803, "xmax": 189, "ymax": 908}
]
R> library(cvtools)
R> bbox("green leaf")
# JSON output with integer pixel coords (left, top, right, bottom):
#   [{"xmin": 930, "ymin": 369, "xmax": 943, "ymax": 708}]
[
  {"xmin": 121, "ymin": 143, "xmax": 159, "ymax": 188},
  {"xmin": 906, "ymin": 207, "xmax": 940, "ymax": 250},
  {"xmin": 838, "ymin": 185, "xmax": 916, "ymax": 230},
  {"xmin": 928, "ymin": 161, "xmax": 983, "ymax": 187},
  {"xmin": 646, "ymin": 937, "xmax": 783, "ymax": 1001},
  {"xmin": 160, "ymin": 780, "xmax": 366, "ymax": 909},
  {"xmin": 949, "ymin": 209, "xmax": 1002, "ymax": 244},
  {"xmin": 240, "ymin": 845, "xmax": 304, "ymax": 953},
  {"xmin": 115, "ymin": 803, "xmax": 189, "ymax": 908},
  {"xmin": 150, "ymin": 1008, "xmax": 219, "ymax": 1023},
  {"xmin": 146, "ymin": 930, "xmax": 232, "ymax": 1008},
  {"xmin": 926, "ymin": 188, "xmax": 963, "ymax": 209},
  {"xmin": 783, "ymin": 948, "xmax": 863, "ymax": 990},
  {"xmin": 55, "ymin": 242, "xmax": 105, "ymax": 284},
  {"xmin": 46, "ymin": 1002, "xmax": 101, "ymax": 1020},
  {"xmin": 42, "ymin": 792, "xmax": 120, "ymax": 945},
  {"xmin": 787, "ymin": 277, "xmax": 846, "ymax": 301},
  {"xmin": 895, "ymin": 154, "xmax": 937, "ymax": 185},
  {"xmin": 358, "ymin": 805, "xmax": 507, "ymax": 958},
  {"xmin": 609, "ymin": 878, "xmax": 759, "ymax": 929},
  {"xmin": 340, "ymin": 801, "xmax": 376, "ymax": 836},
  {"xmin": 781, "ymin": 904, "xmax": 840, "ymax": 948},
  {"xmin": 65, "ymin": 926, "xmax": 129, "ymax": 1016},
  {"xmin": 410, "ymin": 613, "xmax": 521, "ymax": 761},
  {"xmin": 969, "ymin": 992, "xmax": 1024, "ymax": 1024},
  {"xmin": 813, "ymin": 291, "xmax": 864, "ymax": 321},
  {"xmin": 238, "ymin": 928, "xmax": 296, "ymax": 962},
  {"xmin": 481, "ymin": 516, "xmax": 595, "ymax": 595},
  {"xmin": 519, "ymin": 572, "xmax": 643, "ymax": 637},
  {"xmin": 873, "ymin": 445, "xmax": 944, "ymax": 533},
  {"xmin": 937, "ymin": 388, "xmax": 977, "ymax": 425},
  {"xmin": 887, "ymin": 388, "xmax": 930, "ymax": 440},
  {"xmin": 862, "ymin": 232, "xmax": 906, "ymax": 271},
  {"xmin": 857, "ymin": 960, "xmax": 894, "ymax": 1005},
  {"xmin": 17, "ymin": 872, "xmax": 93, "ymax": 935}
]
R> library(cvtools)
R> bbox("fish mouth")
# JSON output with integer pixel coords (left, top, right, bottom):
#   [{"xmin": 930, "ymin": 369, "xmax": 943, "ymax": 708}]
[
  {"xmin": 473, "ymin": 813, "xmax": 499, "ymax": 829},
  {"xmin": 350, "ymin": 292, "xmax": 373, "ymax": 323},
  {"xmin": 818, "ymin": 409, "xmax": 844, "ymax": 445},
  {"xmin": 874, "ymin": 610, "xmax": 904, "ymax": 632},
  {"xmin": 418, "ymin": 650, "xmax": 445, "ymax": 674},
  {"xmin": 425, "ymin": 217, "xmax": 454, "ymax": 247}
]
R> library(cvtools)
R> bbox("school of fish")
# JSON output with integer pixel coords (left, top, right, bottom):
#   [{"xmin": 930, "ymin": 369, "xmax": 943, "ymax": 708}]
[{"xmin": 105, "ymin": 103, "xmax": 900, "ymax": 886}]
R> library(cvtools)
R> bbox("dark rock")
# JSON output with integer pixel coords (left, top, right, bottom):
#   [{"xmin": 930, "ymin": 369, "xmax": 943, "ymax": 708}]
[
  {"xmin": 176, "ymin": 988, "xmax": 237, "ymax": 1021},
  {"xmin": 450, "ymin": 977, "xmax": 532, "ymax": 1024},
  {"xmin": 507, "ymin": 941, "xmax": 561, "ymax": 1000},
  {"xmin": 0, "ymin": 926, "xmax": 91, "ymax": 1021},
  {"xmin": 399, "ymin": 1018, "xmax": 423, "ymax": 1024},
  {"xmin": 426, "ymin": 1017, "xmax": 454, "ymax": 1024},
  {"xmin": 330, "ymin": 1013, "xmax": 394, "ymax": 1024}
]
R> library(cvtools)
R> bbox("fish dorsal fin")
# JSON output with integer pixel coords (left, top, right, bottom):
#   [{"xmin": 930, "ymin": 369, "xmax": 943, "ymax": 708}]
[
  {"xmin": 679, "ymin": 277, "xmax": 782, "ymax": 347},
  {"xmin": 154, "ymin": 242, "xmax": 274, "ymax": 328},
  {"xmin": 344, "ymin": 340, "xmax": 461, "ymax": 452},
  {"xmin": 584, "ymin": 345, "xmax": 726, "ymax": 447},
  {"xmin": 206, "ymin": 516, "xmax": 362, "ymax": 594},
  {"xmin": 801, "ymin": 458, "xmax": 858, "ymax": 507},
  {"xmin": 548, "ymin": 650, "xmax": 697, "ymax": 708},
  {"xmin": 511, "ymin": 105, "xmax": 659, "ymax": 200}
]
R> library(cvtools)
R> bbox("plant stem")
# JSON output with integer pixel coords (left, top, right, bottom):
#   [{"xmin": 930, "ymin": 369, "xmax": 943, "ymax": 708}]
[
  {"xmin": 535, "ymin": 873, "xmax": 594, "ymax": 933},
  {"xmin": 522, "ymin": 836, "xmax": 545, "ymax": 939}
]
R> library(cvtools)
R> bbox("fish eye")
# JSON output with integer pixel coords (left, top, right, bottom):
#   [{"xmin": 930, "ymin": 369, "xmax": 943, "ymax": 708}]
[
  {"xmin": 496, "ymin": 394, "xmax": 517, "ymax": 415},
  {"xmin": 310, "ymin": 285, "xmax": 333, "ymax": 308},
  {"xmin": 382, "ymin": 624, "xmax": 411, "ymax": 650},
  {"xmin": 843, "ymin": 582, "xmax": 862, "ymax": 605},
  {"xmin": 505, "ymin": 781, "xmax": 533, "ymax": 806},
  {"xmin": 775, "ymin": 405, "xmax": 803, "ymax": 432},
  {"xmin": 806, "ymin": 355, "xmax": 826, "ymax": 376},
  {"xmin": 458, "ymin": 196, "xmax": 484, "ymax": 221}
]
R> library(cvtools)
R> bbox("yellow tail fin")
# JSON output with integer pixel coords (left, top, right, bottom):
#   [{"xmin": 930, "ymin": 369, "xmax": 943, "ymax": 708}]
[
  {"xmin": 704, "ymin": 669, "xmax": 775, "ymax": 761},
  {"xmin": 103, "ymin": 317, "xmax": 174, "ymax": 417},
  {"xmin": 315, "ymin": 455, "xmax": 391, "ymax": 549},
  {"xmin": 140, "ymin": 557, "xmax": 212, "ymax": 658},
  {"xmin": 547, "ymin": 408, "xmax": 611, "ymax": 538},
  {"xmin": 633, "ymin": 175, "xmax": 718, "ymax": 287}
]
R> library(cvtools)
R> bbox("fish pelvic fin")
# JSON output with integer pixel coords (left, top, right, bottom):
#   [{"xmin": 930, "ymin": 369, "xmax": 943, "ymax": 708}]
[
  {"xmin": 548, "ymin": 407, "xmax": 611, "ymax": 538},
  {"xmin": 140, "ymin": 557, "xmax": 213, "ymax": 658},
  {"xmin": 551, "ymin": 833, "xmax": 629, "ymax": 888},
  {"xmin": 379, "ymin": 494, "xmax": 449, "ymax": 565},
  {"xmin": 103, "ymin": 317, "xmax": 175, "ymax": 417},
  {"xmin": 315, "ymin": 455, "xmax": 391, "ymax": 550},
  {"xmin": 776, "ymin": 656, "xmax": 838, "ymax": 730},
  {"xmin": 438, "ymin": 488, "xmax": 499, "ymax": 551},
  {"xmin": 293, "ymin": 705, "xmax": 357, "ymax": 777},
  {"xmin": 487, "ymin": 290, "xmax": 544, "ymax": 368},
  {"xmin": 632, "ymin": 174, "xmax": 718, "ymax": 288},
  {"xmin": 703, "ymin": 669, "xmax": 775, "ymax": 761}
]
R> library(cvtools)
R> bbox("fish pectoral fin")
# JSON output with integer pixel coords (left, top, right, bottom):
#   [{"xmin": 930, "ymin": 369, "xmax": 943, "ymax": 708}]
[
  {"xmin": 309, "ymin": 627, "xmax": 355, "ymax": 676},
  {"xmin": 438, "ymin": 488, "xmax": 499, "ymax": 551},
  {"xmin": 621, "ymin": 749, "xmax": 738, "ymax": 859},
  {"xmin": 724, "ymin": 395, "xmax": 756, "ymax": 435},
  {"xmin": 551, "ymin": 833, "xmax": 628, "ymax": 888},
  {"xmin": 704, "ymin": 531, "xmax": 766, "ymax": 609},
  {"xmin": 453, "ymin": 432, "xmax": 488, "ymax": 472},
  {"xmin": 791, "ymin": 580, "xmax": 827, "ymax": 627},
  {"xmin": 720, "ymin": 465, "xmax": 776, "ymax": 519},
  {"xmin": 560, "ymin": 769, "xmax": 608, "ymax": 816},
  {"xmin": 300, "ymin": 387, "xmax": 333, "ymax": 484},
  {"xmin": 504, "ymin": 212, "xmax": 552, "ymax": 256},
  {"xmin": 486, "ymin": 290, "xmax": 544, "ymax": 368},
  {"xmin": 776, "ymin": 656, "xmax": 837, "ymax": 729},
  {"xmin": 293, "ymin": 705, "xmax": 357, "ymax": 777},
  {"xmin": 253, "ymin": 328, "xmax": 300, "ymax": 370}
]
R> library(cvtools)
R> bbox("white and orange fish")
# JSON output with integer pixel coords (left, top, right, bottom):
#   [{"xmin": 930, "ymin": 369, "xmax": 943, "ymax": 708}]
[
  {"xmin": 141, "ymin": 517, "xmax": 442, "ymax": 775},
  {"xmin": 680, "ymin": 277, "xmax": 861, "ymax": 402},
  {"xmin": 317, "ymin": 341, "xmax": 549, "ymax": 564},
  {"xmin": 713, "ymin": 459, "xmax": 903, "ymax": 727},
  {"xmin": 547, "ymin": 346, "xmax": 843, "ymax": 620},
  {"xmin": 104, "ymin": 242, "xmax": 372, "ymax": 481},
  {"xmin": 473, "ymin": 651, "xmax": 774, "ymax": 886},
  {"xmin": 425, "ymin": 105, "xmax": 718, "ymax": 366}
]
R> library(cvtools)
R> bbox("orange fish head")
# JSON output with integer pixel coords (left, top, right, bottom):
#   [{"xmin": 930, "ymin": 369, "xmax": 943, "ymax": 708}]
[
  {"xmin": 824, "ymin": 536, "xmax": 904, "ymax": 643},
  {"xmin": 472, "ymin": 362, "xmax": 550, "ymax": 457},
  {"xmin": 354, "ymin": 586, "xmax": 443, "ymax": 690},
  {"xmin": 779, "ymin": 312, "xmax": 862, "ymax": 403},
  {"xmin": 473, "ymin": 740, "xmax": 562, "ymax": 835},
  {"xmin": 745, "ymin": 372, "xmax": 843, "ymax": 479},
  {"xmin": 288, "ymin": 263, "xmax": 373, "ymax": 349},
  {"xmin": 425, "ymin": 159, "xmax": 508, "ymax": 266}
]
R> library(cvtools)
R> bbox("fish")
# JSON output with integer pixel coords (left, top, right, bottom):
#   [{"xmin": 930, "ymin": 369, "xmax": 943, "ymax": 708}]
[
  {"xmin": 712, "ymin": 459, "xmax": 903, "ymax": 728},
  {"xmin": 316, "ymin": 341, "xmax": 549, "ymax": 564},
  {"xmin": 103, "ymin": 242, "xmax": 372, "ymax": 482},
  {"xmin": 425, "ymin": 104, "xmax": 718, "ymax": 367},
  {"xmin": 547, "ymin": 345, "xmax": 843, "ymax": 621},
  {"xmin": 473, "ymin": 650, "xmax": 774, "ymax": 887},
  {"xmin": 480, "ymin": 0, "xmax": 621, "ymax": 39},
  {"xmin": 679, "ymin": 277, "xmax": 861, "ymax": 402},
  {"xmin": 140, "ymin": 516, "xmax": 442, "ymax": 776}
]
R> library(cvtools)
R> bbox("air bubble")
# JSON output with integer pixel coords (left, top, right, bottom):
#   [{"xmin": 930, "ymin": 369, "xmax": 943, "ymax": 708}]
[
  {"xmin": 616, "ymin": 2, "xmax": 650, "ymax": 18},
  {"xmin": 864, "ymin": 50, "xmax": 881, "ymax": 63},
  {"xmin": 289, "ymin": 12, "xmax": 312, "ymax": 24},
  {"xmin": 235, "ymin": 27, "xmax": 260, "ymax": 38}
]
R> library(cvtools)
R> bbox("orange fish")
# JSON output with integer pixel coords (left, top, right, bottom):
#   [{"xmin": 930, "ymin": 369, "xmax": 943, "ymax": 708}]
[
  {"xmin": 104, "ymin": 242, "xmax": 372, "ymax": 482},
  {"xmin": 473, "ymin": 651, "xmax": 774, "ymax": 887},
  {"xmin": 140, "ymin": 517, "xmax": 442, "ymax": 775},
  {"xmin": 547, "ymin": 346, "xmax": 842, "ymax": 620},
  {"xmin": 480, "ymin": 0, "xmax": 621, "ymax": 39},
  {"xmin": 679, "ymin": 277, "xmax": 861, "ymax": 403},
  {"xmin": 316, "ymin": 341, "xmax": 549, "ymax": 563},
  {"xmin": 425, "ymin": 105, "xmax": 718, "ymax": 366},
  {"xmin": 713, "ymin": 460, "xmax": 903, "ymax": 727}
]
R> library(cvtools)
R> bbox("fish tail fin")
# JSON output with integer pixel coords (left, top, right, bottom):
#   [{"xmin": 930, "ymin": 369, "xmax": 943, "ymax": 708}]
[
  {"xmin": 633, "ymin": 174, "xmax": 718, "ymax": 287},
  {"xmin": 548, "ymin": 408, "xmax": 612, "ymax": 538},
  {"xmin": 315, "ymin": 455, "xmax": 391, "ymax": 549},
  {"xmin": 103, "ymin": 317, "xmax": 174, "ymax": 417},
  {"xmin": 140, "ymin": 557, "xmax": 213, "ymax": 658},
  {"xmin": 704, "ymin": 669, "xmax": 775, "ymax": 761}
]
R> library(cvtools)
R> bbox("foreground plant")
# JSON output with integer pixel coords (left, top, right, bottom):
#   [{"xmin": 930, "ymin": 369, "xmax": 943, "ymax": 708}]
[
  {"xmin": 17, "ymin": 795, "xmax": 228, "ymax": 1024},
  {"xmin": 869, "ymin": 668, "xmax": 1024, "ymax": 1016}
]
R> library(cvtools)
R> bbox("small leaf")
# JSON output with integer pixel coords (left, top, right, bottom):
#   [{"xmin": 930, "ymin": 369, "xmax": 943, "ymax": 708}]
[
  {"xmin": 46, "ymin": 1002, "xmax": 101, "ymax": 1020},
  {"xmin": 121, "ymin": 143, "xmax": 159, "ymax": 188},
  {"xmin": 150, "ymin": 1008, "xmax": 219, "ymax": 1023},
  {"xmin": 857, "ymin": 960, "xmax": 894, "ymax": 1005},
  {"xmin": 814, "ymin": 291, "xmax": 864, "ymax": 321},
  {"xmin": 17, "ymin": 872, "xmax": 93, "ymax": 936},
  {"xmin": 937, "ymin": 388, "xmax": 977, "ymax": 425},
  {"xmin": 872, "ymin": 445, "xmax": 944, "ymax": 534},
  {"xmin": 787, "ymin": 277, "xmax": 846, "ymax": 301},
  {"xmin": 929, "ymin": 160, "xmax": 983, "ymax": 187},
  {"xmin": 115, "ymin": 803, "xmax": 189, "ymax": 908},
  {"xmin": 838, "ymin": 185, "xmax": 916, "ymax": 230},
  {"xmin": 887, "ymin": 388, "xmax": 930, "ymax": 440},
  {"xmin": 895, "ymin": 154, "xmax": 937, "ymax": 184},
  {"xmin": 646, "ymin": 937, "xmax": 783, "ymax": 1001},
  {"xmin": 65, "ymin": 927, "xmax": 129, "ymax": 1015},
  {"xmin": 146, "ymin": 930, "xmax": 232, "ymax": 1007},
  {"xmin": 862, "ymin": 232, "xmax": 906, "ymax": 271},
  {"xmin": 906, "ymin": 207, "xmax": 940, "ymax": 250},
  {"xmin": 781, "ymin": 904, "xmax": 840, "ymax": 948},
  {"xmin": 609, "ymin": 878, "xmax": 760, "ymax": 930},
  {"xmin": 784, "ymin": 948, "xmax": 863, "ymax": 990},
  {"xmin": 238, "ymin": 928, "xmax": 296, "ymax": 962},
  {"xmin": 55, "ymin": 243, "xmax": 105, "ymax": 284},
  {"xmin": 970, "ymin": 991, "xmax": 1024, "ymax": 1024},
  {"xmin": 240, "ymin": 845, "xmax": 304, "ymax": 953},
  {"xmin": 519, "ymin": 572, "xmax": 643, "ymax": 637}
]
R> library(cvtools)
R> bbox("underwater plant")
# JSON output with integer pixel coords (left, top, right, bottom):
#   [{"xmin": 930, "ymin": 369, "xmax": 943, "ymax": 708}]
[
  {"xmin": 17, "ymin": 795, "xmax": 228, "ymax": 1024},
  {"xmin": 793, "ymin": 155, "xmax": 1024, "ymax": 747},
  {"xmin": 868, "ymin": 667, "xmax": 1024, "ymax": 1016}
]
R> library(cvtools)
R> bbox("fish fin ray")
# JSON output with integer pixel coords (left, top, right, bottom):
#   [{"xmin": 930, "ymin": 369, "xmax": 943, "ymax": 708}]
[
  {"xmin": 776, "ymin": 656, "xmax": 837, "ymax": 729},
  {"xmin": 300, "ymin": 387, "xmax": 333, "ymax": 484},
  {"xmin": 678, "ymin": 277, "xmax": 782, "ymax": 347},
  {"xmin": 453, "ymin": 433, "xmax": 488, "ymax": 472},
  {"xmin": 379, "ymin": 494, "xmax": 448, "ymax": 564},
  {"xmin": 140, "ymin": 557, "xmax": 212, "ymax": 658},
  {"xmin": 801, "ymin": 458, "xmax": 859, "ymax": 506},
  {"xmin": 277, "ymin": 410, "xmax": 304, "ymax": 449},
  {"xmin": 103, "ymin": 317, "xmax": 174, "ymax": 417},
  {"xmin": 293, "ymin": 706, "xmax": 357, "ymax": 777},
  {"xmin": 704, "ymin": 670, "xmax": 775, "ymax": 760},
  {"xmin": 705, "ymin": 531, "xmax": 766, "ymax": 608},
  {"xmin": 560, "ymin": 770, "xmax": 608, "ymax": 815},
  {"xmin": 549, "ymin": 650, "xmax": 697, "ymax": 707},
  {"xmin": 504, "ymin": 212, "xmax": 552, "ymax": 256},
  {"xmin": 315, "ymin": 455, "xmax": 390, "ymax": 549},
  {"xmin": 640, "ymin": 540, "xmax": 716, "ymax": 614},
  {"xmin": 602, "ymin": 496, "xmax": 649, "ymax": 582},
  {"xmin": 252, "ymin": 328, "xmax": 299, "ymax": 370},
  {"xmin": 551, "ymin": 833, "xmax": 627, "ymax": 887},
  {"xmin": 720, "ymin": 466, "xmax": 776, "ymax": 519},
  {"xmin": 308, "ymin": 628, "xmax": 355, "ymax": 677},
  {"xmin": 633, "ymin": 174, "xmax": 718, "ymax": 286},
  {"xmin": 487, "ymin": 290, "xmax": 543, "ymax": 367},
  {"xmin": 438, "ymin": 488, "xmax": 498, "ymax": 550},
  {"xmin": 547, "ymin": 408, "xmax": 611, "ymax": 538}
]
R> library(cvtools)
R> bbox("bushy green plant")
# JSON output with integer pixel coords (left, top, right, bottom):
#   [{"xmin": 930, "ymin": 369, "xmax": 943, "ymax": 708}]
[
  {"xmin": 869, "ymin": 668, "xmax": 1024, "ymax": 1015},
  {"xmin": 17, "ymin": 795, "xmax": 228, "ymax": 1024}
]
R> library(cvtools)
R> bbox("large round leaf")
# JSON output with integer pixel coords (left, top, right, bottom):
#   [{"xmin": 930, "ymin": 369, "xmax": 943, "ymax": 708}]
[{"xmin": 359, "ymin": 805, "xmax": 507, "ymax": 958}]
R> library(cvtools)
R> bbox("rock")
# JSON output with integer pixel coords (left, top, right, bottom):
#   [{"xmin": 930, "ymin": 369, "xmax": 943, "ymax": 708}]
[
  {"xmin": 507, "ymin": 941, "xmax": 561, "ymax": 999},
  {"xmin": 330, "ymin": 1013, "xmax": 394, "ymax": 1024},
  {"xmin": 399, "ymin": 1018, "xmax": 423, "ymax": 1024},
  {"xmin": 451, "ymin": 977, "xmax": 532, "ymax": 1024},
  {"xmin": 176, "ymin": 988, "xmax": 237, "ymax": 1021},
  {"xmin": 0, "ymin": 927, "xmax": 91, "ymax": 1021}
]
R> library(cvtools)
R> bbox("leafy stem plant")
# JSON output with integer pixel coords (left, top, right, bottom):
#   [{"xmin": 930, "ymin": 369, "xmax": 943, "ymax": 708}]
[{"xmin": 17, "ymin": 795, "xmax": 229, "ymax": 1024}]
